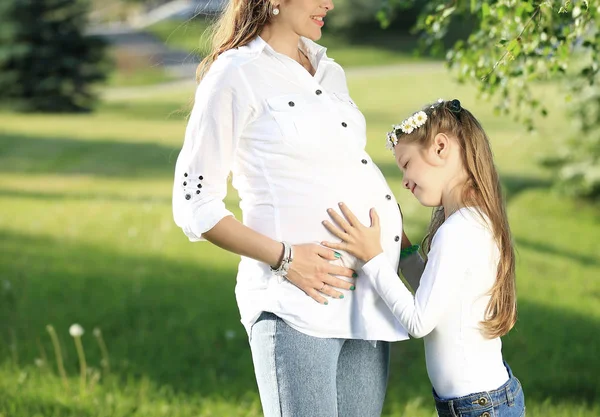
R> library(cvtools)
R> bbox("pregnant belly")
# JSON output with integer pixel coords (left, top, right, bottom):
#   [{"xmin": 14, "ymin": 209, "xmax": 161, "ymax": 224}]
[{"xmin": 244, "ymin": 189, "xmax": 400, "ymax": 271}]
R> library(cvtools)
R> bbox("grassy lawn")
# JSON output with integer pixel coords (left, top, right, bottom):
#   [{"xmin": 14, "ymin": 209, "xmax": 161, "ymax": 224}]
[
  {"xmin": 0, "ymin": 65, "xmax": 598, "ymax": 416},
  {"xmin": 147, "ymin": 19, "xmax": 429, "ymax": 68},
  {"xmin": 107, "ymin": 65, "xmax": 175, "ymax": 87}
]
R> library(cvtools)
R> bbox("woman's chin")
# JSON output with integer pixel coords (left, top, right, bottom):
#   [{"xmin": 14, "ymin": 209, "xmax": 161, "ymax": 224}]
[{"xmin": 300, "ymin": 27, "xmax": 322, "ymax": 41}]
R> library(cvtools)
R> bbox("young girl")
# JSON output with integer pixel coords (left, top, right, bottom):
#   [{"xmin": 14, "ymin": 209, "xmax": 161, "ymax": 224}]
[{"xmin": 321, "ymin": 99, "xmax": 526, "ymax": 417}]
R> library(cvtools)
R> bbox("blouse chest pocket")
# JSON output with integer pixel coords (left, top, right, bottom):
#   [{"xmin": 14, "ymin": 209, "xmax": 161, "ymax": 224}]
[{"xmin": 266, "ymin": 94, "xmax": 324, "ymax": 147}]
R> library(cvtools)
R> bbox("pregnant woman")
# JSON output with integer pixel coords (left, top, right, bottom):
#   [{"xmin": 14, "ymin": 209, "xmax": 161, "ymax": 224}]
[{"xmin": 172, "ymin": 1, "xmax": 409, "ymax": 415}]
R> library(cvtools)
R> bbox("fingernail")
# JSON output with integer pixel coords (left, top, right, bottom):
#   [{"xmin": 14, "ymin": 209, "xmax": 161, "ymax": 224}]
[
  {"xmin": 350, "ymin": 285, "xmax": 356, "ymax": 291},
  {"xmin": 352, "ymin": 272, "xmax": 358, "ymax": 278},
  {"xmin": 324, "ymin": 301, "xmax": 329, "ymax": 305},
  {"xmin": 339, "ymin": 295, "xmax": 344, "ymax": 299},
  {"xmin": 334, "ymin": 252, "xmax": 341, "ymax": 258},
  {"xmin": 339, "ymin": 202, "xmax": 344, "ymax": 206}
]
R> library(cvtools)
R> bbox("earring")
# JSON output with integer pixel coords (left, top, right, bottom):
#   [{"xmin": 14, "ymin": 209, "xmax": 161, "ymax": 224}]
[{"xmin": 273, "ymin": 7, "xmax": 280, "ymax": 15}]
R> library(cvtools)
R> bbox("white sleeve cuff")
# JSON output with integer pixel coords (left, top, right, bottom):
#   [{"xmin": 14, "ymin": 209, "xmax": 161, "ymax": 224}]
[
  {"xmin": 185, "ymin": 200, "xmax": 234, "ymax": 242},
  {"xmin": 362, "ymin": 252, "xmax": 392, "ymax": 277}
]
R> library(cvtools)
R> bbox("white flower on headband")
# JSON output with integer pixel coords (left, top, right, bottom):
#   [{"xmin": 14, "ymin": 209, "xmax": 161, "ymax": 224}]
[
  {"xmin": 385, "ymin": 109, "xmax": 429, "ymax": 150},
  {"xmin": 400, "ymin": 119, "xmax": 414, "ymax": 134},
  {"xmin": 413, "ymin": 111, "xmax": 427, "ymax": 126},
  {"xmin": 386, "ymin": 131, "xmax": 398, "ymax": 150}
]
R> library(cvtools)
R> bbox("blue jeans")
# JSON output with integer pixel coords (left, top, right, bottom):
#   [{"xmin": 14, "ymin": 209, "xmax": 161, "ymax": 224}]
[
  {"xmin": 433, "ymin": 362, "xmax": 526, "ymax": 417},
  {"xmin": 250, "ymin": 312, "xmax": 390, "ymax": 417}
]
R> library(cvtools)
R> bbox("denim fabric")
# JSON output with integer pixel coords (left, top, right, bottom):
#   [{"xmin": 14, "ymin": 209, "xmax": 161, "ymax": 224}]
[
  {"xmin": 250, "ymin": 312, "xmax": 390, "ymax": 417},
  {"xmin": 434, "ymin": 362, "xmax": 526, "ymax": 417}
]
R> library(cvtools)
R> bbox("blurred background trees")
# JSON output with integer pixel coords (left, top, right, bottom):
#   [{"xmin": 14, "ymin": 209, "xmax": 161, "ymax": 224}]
[
  {"xmin": 381, "ymin": 0, "xmax": 599, "ymax": 199},
  {"xmin": 0, "ymin": 0, "xmax": 109, "ymax": 112}
]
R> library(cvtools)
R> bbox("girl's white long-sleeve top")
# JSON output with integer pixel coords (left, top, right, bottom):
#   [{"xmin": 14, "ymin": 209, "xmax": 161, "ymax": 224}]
[
  {"xmin": 363, "ymin": 208, "xmax": 509, "ymax": 398},
  {"xmin": 172, "ymin": 36, "xmax": 408, "ymax": 342}
]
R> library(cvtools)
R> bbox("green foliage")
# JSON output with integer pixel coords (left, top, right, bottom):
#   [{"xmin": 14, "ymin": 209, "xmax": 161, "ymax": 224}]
[
  {"xmin": 381, "ymin": 0, "xmax": 600, "ymax": 199},
  {"xmin": 0, "ymin": 0, "xmax": 109, "ymax": 112}
]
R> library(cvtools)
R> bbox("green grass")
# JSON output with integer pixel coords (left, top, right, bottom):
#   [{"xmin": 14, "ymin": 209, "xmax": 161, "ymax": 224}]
[
  {"xmin": 147, "ymin": 19, "xmax": 428, "ymax": 68},
  {"xmin": 0, "ymin": 65, "xmax": 598, "ymax": 416},
  {"xmin": 107, "ymin": 66, "xmax": 174, "ymax": 88}
]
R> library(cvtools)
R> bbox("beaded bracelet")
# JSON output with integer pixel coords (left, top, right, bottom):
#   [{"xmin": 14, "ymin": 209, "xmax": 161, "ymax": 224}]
[{"xmin": 400, "ymin": 244, "xmax": 420, "ymax": 259}]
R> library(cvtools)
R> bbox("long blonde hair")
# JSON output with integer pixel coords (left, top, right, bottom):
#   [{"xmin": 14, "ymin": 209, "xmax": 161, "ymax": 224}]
[
  {"xmin": 196, "ymin": 0, "xmax": 274, "ymax": 82},
  {"xmin": 400, "ymin": 100, "xmax": 517, "ymax": 339}
]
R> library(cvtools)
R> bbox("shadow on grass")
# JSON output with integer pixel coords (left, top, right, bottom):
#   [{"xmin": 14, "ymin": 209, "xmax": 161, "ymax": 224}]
[
  {"xmin": 0, "ymin": 132, "xmax": 179, "ymax": 178},
  {"xmin": 516, "ymin": 237, "xmax": 600, "ymax": 268},
  {"xmin": 501, "ymin": 175, "xmax": 553, "ymax": 202},
  {"xmin": 0, "ymin": 188, "xmax": 171, "ymax": 205},
  {"xmin": 0, "ymin": 229, "xmax": 598, "ymax": 411}
]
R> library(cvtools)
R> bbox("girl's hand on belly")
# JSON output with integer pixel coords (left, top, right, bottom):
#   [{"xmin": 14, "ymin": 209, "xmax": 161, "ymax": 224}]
[
  {"xmin": 321, "ymin": 202, "xmax": 383, "ymax": 263},
  {"xmin": 287, "ymin": 244, "xmax": 357, "ymax": 305}
]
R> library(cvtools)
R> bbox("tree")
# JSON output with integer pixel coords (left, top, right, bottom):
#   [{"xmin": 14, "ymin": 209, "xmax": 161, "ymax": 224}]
[
  {"xmin": 380, "ymin": 0, "xmax": 599, "ymax": 199},
  {"xmin": 0, "ymin": 0, "xmax": 109, "ymax": 113}
]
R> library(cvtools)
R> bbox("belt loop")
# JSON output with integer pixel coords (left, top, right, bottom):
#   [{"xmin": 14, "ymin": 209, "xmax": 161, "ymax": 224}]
[
  {"xmin": 506, "ymin": 381, "xmax": 515, "ymax": 406},
  {"xmin": 448, "ymin": 399, "xmax": 459, "ymax": 417}
]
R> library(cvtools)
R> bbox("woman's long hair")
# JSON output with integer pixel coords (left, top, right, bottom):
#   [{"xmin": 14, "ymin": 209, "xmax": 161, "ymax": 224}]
[
  {"xmin": 400, "ymin": 100, "xmax": 517, "ymax": 339},
  {"xmin": 196, "ymin": 0, "xmax": 274, "ymax": 82}
]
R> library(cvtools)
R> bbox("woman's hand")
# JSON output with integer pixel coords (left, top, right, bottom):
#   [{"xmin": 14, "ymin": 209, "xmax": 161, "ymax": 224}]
[
  {"xmin": 321, "ymin": 203, "xmax": 384, "ymax": 263},
  {"xmin": 286, "ymin": 244, "xmax": 357, "ymax": 305}
]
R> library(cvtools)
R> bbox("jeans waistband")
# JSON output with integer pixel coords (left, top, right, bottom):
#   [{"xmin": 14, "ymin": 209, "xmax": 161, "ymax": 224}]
[{"xmin": 433, "ymin": 361, "xmax": 520, "ymax": 416}]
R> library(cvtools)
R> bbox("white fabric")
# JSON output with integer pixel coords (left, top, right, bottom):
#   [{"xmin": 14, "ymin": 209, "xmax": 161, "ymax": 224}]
[
  {"xmin": 173, "ymin": 36, "xmax": 408, "ymax": 341},
  {"xmin": 362, "ymin": 208, "xmax": 509, "ymax": 398}
]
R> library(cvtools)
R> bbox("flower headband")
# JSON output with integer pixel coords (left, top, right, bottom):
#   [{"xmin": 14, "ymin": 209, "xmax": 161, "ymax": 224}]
[{"xmin": 385, "ymin": 99, "xmax": 462, "ymax": 150}]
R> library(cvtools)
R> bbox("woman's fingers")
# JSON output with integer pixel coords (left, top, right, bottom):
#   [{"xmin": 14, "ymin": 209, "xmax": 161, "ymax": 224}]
[
  {"xmin": 319, "ymin": 284, "xmax": 344, "ymax": 299},
  {"xmin": 316, "ymin": 245, "xmax": 342, "ymax": 261},
  {"xmin": 326, "ymin": 264, "xmax": 355, "ymax": 279},
  {"xmin": 321, "ymin": 240, "xmax": 345, "ymax": 251},
  {"xmin": 325, "ymin": 275, "xmax": 356, "ymax": 291},
  {"xmin": 304, "ymin": 288, "xmax": 329, "ymax": 305}
]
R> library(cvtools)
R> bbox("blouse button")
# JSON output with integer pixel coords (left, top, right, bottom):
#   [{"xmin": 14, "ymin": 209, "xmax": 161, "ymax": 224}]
[
  {"xmin": 185, "ymin": 194, "xmax": 191, "ymax": 200},
  {"xmin": 394, "ymin": 236, "xmax": 400, "ymax": 242},
  {"xmin": 288, "ymin": 101, "xmax": 295, "ymax": 107},
  {"xmin": 386, "ymin": 195, "xmax": 392, "ymax": 200},
  {"xmin": 199, "ymin": 176, "xmax": 204, "ymax": 180},
  {"xmin": 361, "ymin": 159, "xmax": 368, "ymax": 165},
  {"xmin": 183, "ymin": 181, "xmax": 187, "ymax": 186},
  {"xmin": 196, "ymin": 190, "xmax": 201, "ymax": 195},
  {"xmin": 316, "ymin": 89, "xmax": 322, "ymax": 95},
  {"xmin": 197, "ymin": 184, "xmax": 202, "ymax": 188},
  {"xmin": 184, "ymin": 173, "xmax": 188, "ymax": 177},
  {"xmin": 341, "ymin": 122, "xmax": 348, "ymax": 128}
]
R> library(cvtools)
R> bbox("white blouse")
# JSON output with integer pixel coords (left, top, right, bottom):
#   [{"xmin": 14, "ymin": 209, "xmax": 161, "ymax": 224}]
[
  {"xmin": 172, "ymin": 36, "xmax": 408, "ymax": 342},
  {"xmin": 363, "ymin": 208, "xmax": 509, "ymax": 398}
]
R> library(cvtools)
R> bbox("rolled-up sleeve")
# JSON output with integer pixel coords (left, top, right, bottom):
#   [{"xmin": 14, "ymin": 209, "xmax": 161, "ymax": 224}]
[{"xmin": 172, "ymin": 63, "xmax": 254, "ymax": 241}]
